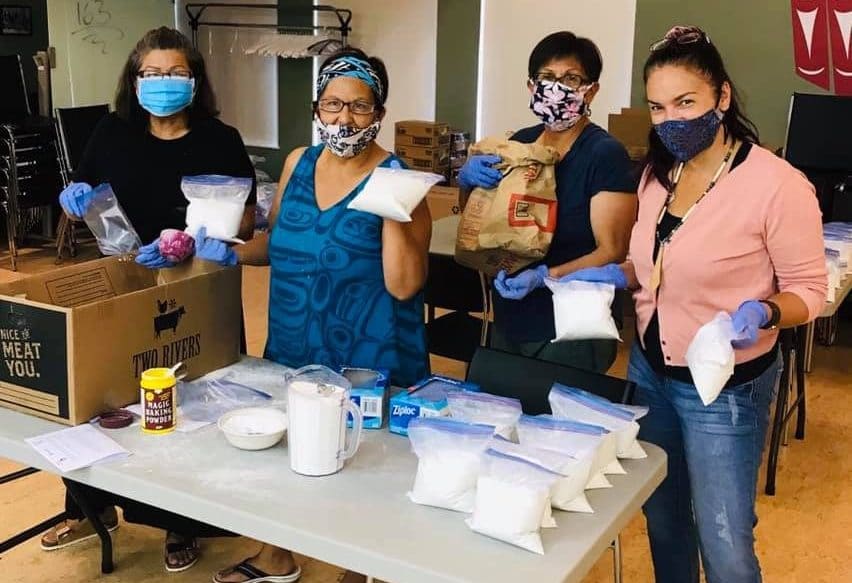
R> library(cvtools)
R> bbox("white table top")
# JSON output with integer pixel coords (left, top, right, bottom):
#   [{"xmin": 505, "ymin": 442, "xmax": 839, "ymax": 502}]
[
  {"xmin": 0, "ymin": 357, "xmax": 665, "ymax": 583},
  {"xmin": 429, "ymin": 215, "xmax": 461, "ymax": 257},
  {"xmin": 823, "ymin": 274, "xmax": 851, "ymax": 318}
]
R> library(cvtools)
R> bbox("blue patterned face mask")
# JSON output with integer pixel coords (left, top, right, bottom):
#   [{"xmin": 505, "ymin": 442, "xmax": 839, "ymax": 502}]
[
  {"xmin": 136, "ymin": 77, "xmax": 195, "ymax": 117},
  {"xmin": 316, "ymin": 117, "xmax": 381, "ymax": 158},
  {"xmin": 653, "ymin": 108, "xmax": 724, "ymax": 161}
]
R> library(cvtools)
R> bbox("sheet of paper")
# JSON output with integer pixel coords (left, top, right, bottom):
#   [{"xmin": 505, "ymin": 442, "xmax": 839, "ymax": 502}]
[{"xmin": 26, "ymin": 424, "xmax": 131, "ymax": 473}]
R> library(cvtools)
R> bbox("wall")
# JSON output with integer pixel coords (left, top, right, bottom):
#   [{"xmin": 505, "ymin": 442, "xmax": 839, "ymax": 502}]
[
  {"xmin": 631, "ymin": 0, "xmax": 830, "ymax": 150},
  {"xmin": 330, "ymin": 0, "xmax": 438, "ymax": 151},
  {"xmin": 48, "ymin": 0, "xmax": 174, "ymax": 109},
  {"xmin": 0, "ymin": 0, "xmax": 48, "ymax": 107},
  {"xmin": 435, "ymin": 0, "xmax": 480, "ymax": 136},
  {"xmin": 477, "ymin": 0, "xmax": 637, "ymax": 139}
]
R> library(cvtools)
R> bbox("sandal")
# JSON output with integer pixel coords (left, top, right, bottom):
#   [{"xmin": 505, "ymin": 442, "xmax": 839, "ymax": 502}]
[
  {"xmin": 40, "ymin": 507, "xmax": 119, "ymax": 551},
  {"xmin": 164, "ymin": 534, "xmax": 200, "ymax": 573},
  {"xmin": 212, "ymin": 560, "xmax": 302, "ymax": 583}
]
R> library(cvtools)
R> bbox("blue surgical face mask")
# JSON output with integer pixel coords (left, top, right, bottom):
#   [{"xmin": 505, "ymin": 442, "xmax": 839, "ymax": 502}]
[
  {"xmin": 653, "ymin": 108, "xmax": 724, "ymax": 162},
  {"xmin": 136, "ymin": 77, "xmax": 195, "ymax": 117}
]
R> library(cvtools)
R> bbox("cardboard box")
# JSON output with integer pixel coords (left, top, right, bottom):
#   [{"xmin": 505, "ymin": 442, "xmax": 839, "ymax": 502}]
[
  {"xmin": 608, "ymin": 107, "xmax": 651, "ymax": 160},
  {"xmin": 395, "ymin": 120, "xmax": 451, "ymax": 148},
  {"xmin": 398, "ymin": 155, "xmax": 449, "ymax": 173},
  {"xmin": 395, "ymin": 144, "xmax": 450, "ymax": 168},
  {"xmin": 426, "ymin": 185, "xmax": 461, "ymax": 220},
  {"xmin": 0, "ymin": 257, "xmax": 241, "ymax": 425}
]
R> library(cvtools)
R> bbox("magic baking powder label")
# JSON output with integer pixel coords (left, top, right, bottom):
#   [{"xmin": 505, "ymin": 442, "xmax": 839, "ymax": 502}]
[{"xmin": 141, "ymin": 387, "xmax": 175, "ymax": 433}]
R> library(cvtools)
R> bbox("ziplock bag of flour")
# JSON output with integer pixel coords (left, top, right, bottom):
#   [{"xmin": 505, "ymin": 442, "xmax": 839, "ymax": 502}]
[
  {"xmin": 544, "ymin": 279, "xmax": 620, "ymax": 342},
  {"xmin": 407, "ymin": 417, "xmax": 494, "ymax": 513},
  {"xmin": 447, "ymin": 391, "xmax": 523, "ymax": 440},
  {"xmin": 179, "ymin": 374, "xmax": 273, "ymax": 423},
  {"xmin": 685, "ymin": 312, "xmax": 737, "ymax": 406},
  {"xmin": 348, "ymin": 165, "xmax": 444, "ymax": 222},
  {"xmin": 466, "ymin": 449, "xmax": 561, "ymax": 554},
  {"xmin": 182, "ymin": 175, "xmax": 253, "ymax": 241},
  {"xmin": 549, "ymin": 384, "xmax": 646, "ymax": 460},
  {"xmin": 491, "ymin": 436, "xmax": 594, "ymax": 514},
  {"xmin": 516, "ymin": 415, "xmax": 619, "ymax": 488},
  {"xmin": 83, "ymin": 183, "xmax": 142, "ymax": 256}
]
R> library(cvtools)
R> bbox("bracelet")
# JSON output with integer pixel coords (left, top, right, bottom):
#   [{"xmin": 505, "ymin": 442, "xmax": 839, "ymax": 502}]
[{"xmin": 759, "ymin": 299, "xmax": 781, "ymax": 330}]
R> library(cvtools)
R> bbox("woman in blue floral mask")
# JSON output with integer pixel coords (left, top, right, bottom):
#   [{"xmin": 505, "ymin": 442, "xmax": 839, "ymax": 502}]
[{"xmin": 459, "ymin": 31, "xmax": 638, "ymax": 373}]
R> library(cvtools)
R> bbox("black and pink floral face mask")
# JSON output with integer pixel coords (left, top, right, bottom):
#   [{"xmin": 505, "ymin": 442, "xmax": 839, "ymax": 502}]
[{"xmin": 529, "ymin": 79, "xmax": 590, "ymax": 131}]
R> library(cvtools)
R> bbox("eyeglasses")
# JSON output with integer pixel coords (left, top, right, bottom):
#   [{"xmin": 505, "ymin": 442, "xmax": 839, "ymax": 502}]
[
  {"xmin": 316, "ymin": 98, "xmax": 376, "ymax": 115},
  {"xmin": 137, "ymin": 68, "xmax": 193, "ymax": 80},
  {"xmin": 649, "ymin": 29, "xmax": 710, "ymax": 52},
  {"xmin": 531, "ymin": 71, "xmax": 590, "ymax": 91}
]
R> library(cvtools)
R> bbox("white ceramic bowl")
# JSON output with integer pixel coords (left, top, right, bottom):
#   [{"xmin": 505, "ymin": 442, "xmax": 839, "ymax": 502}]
[{"xmin": 218, "ymin": 407, "xmax": 288, "ymax": 451}]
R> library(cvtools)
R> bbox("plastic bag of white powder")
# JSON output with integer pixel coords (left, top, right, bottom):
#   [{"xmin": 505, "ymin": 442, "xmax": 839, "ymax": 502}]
[
  {"xmin": 348, "ymin": 166, "xmax": 444, "ymax": 222},
  {"xmin": 182, "ymin": 175, "xmax": 253, "ymax": 241},
  {"xmin": 685, "ymin": 312, "xmax": 737, "ymax": 406},
  {"xmin": 407, "ymin": 418, "xmax": 493, "ymax": 513}
]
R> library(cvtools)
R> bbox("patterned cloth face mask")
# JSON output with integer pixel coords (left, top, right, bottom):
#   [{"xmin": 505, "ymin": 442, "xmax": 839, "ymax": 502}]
[
  {"xmin": 529, "ymin": 79, "xmax": 590, "ymax": 131},
  {"xmin": 315, "ymin": 117, "xmax": 382, "ymax": 159}
]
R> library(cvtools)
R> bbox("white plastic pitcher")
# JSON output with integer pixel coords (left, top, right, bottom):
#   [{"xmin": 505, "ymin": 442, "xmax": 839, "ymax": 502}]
[{"xmin": 286, "ymin": 366, "xmax": 363, "ymax": 476}]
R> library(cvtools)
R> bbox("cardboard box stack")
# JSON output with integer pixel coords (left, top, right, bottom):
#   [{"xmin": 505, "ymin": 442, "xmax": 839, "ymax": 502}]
[
  {"xmin": 395, "ymin": 120, "xmax": 450, "ymax": 175},
  {"xmin": 607, "ymin": 107, "xmax": 652, "ymax": 161}
]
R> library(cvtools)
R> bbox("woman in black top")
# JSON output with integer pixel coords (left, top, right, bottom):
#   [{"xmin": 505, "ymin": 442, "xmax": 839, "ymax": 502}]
[{"xmin": 49, "ymin": 26, "xmax": 252, "ymax": 572}]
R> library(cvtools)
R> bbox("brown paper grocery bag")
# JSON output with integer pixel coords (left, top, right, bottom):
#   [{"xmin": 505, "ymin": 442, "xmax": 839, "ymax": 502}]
[{"xmin": 455, "ymin": 138, "xmax": 559, "ymax": 276}]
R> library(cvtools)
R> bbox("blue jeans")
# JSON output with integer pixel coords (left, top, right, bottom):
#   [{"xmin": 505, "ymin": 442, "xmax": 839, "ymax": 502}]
[{"xmin": 627, "ymin": 345, "xmax": 781, "ymax": 583}]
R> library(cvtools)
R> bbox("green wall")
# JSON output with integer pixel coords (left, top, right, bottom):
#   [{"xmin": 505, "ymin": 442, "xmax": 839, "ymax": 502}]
[
  {"xmin": 435, "ymin": 0, "xmax": 480, "ymax": 135},
  {"xmin": 631, "ymin": 0, "xmax": 830, "ymax": 150},
  {"xmin": 0, "ymin": 0, "xmax": 48, "ymax": 108}
]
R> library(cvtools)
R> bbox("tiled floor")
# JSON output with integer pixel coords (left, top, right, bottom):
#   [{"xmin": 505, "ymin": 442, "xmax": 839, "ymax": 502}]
[{"xmin": 1, "ymin": 244, "xmax": 850, "ymax": 582}]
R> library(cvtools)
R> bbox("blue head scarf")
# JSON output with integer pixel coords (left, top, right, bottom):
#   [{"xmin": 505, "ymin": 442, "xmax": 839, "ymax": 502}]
[{"xmin": 316, "ymin": 55, "xmax": 384, "ymax": 104}]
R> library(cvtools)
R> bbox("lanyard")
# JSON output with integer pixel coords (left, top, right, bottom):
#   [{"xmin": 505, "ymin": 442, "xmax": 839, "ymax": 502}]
[
  {"xmin": 650, "ymin": 143, "xmax": 735, "ymax": 293},
  {"xmin": 655, "ymin": 143, "xmax": 735, "ymax": 247}
]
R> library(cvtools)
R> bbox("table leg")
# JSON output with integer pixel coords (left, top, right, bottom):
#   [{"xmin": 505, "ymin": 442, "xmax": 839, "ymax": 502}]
[
  {"xmin": 803, "ymin": 321, "xmax": 815, "ymax": 373},
  {"xmin": 612, "ymin": 535, "xmax": 622, "ymax": 583},
  {"xmin": 65, "ymin": 480, "xmax": 114, "ymax": 574}
]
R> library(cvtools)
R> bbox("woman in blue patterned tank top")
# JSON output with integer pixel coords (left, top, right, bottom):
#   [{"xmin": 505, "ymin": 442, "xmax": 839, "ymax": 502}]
[{"xmin": 212, "ymin": 49, "xmax": 431, "ymax": 583}]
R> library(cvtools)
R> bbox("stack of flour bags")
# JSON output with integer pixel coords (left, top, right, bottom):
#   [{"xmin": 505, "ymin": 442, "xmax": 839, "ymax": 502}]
[
  {"xmin": 404, "ymin": 387, "xmax": 646, "ymax": 554},
  {"xmin": 824, "ymin": 222, "xmax": 852, "ymax": 303}
]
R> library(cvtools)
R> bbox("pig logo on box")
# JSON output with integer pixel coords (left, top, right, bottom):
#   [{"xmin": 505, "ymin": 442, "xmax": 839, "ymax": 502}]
[{"xmin": 153, "ymin": 299, "xmax": 186, "ymax": 338}]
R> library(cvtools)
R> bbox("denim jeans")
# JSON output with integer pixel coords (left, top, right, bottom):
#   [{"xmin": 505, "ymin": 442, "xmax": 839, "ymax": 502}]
[{"xmin": 627, "ymin": 344, "xmax": 781, "ymax": 583}]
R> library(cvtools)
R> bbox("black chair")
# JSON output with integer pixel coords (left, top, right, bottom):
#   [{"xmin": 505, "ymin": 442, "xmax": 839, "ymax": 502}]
[
  {"xmin": 0, "ymin": 54, "xmax": 31, "ymax": 123},
  {"xmin": 424, "ymin": 253, "xmax": 490, "ymax": 368},
  {"xmin": 54, "ymin": 104, "xmax": 110, "ymax": 261},
  {"xmin": 466, "ymin": 345, "xmax": 634, "ymax": 583},
  {"xmin": 466, "ymin": 346, "xmax": 635, "ymax": 414}
]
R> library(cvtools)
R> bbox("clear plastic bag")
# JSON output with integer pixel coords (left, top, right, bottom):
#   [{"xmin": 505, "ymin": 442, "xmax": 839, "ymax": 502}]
[
  {"xmin": 544, "ymin": 279, "xmax": 621, "ymax": 342},
  {"xmin": 347, "ymin": 166, "xmax": 444, "ymax": 222},
  {"xmin": 407, "ymin": 417, "xmax": 493, "ymax": 513},
  {"xmin": 685, "ymin": 312, "xmax": 737, "ymax": 407},
  {"xmin": 491, "ymin": 436, "xmax": 594, "ymax": 514},
  {"xmin": 179, "ymin": 373, "xmax": 274, "ymax": 423},
  {"xmin": 83, "ymin": 183, "xmax": 142, "ymax": 256},
  {"xmin": 182, "ymin": 175, "xmax": 253, "ymax": 241},
  {"xmin": 466, "ymin": 449, "xmax": 561, "ymax": 554},
  {"xmin": 549, "ymin": 384, "xmax": 646, "ymax": 460},
  {"xmin": 516, "ymin": 414, "xmax": 618, "ymax": 488},
  {"xmin": 446, "ymin": 391, "xmax": 522, "ymax": 440}
]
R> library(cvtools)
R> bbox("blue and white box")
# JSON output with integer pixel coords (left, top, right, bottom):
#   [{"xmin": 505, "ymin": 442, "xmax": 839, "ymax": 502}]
[
  {"xmin": 340, "ymin": 367, "xmax": 389, "ymax": 430},
  {"xmin": 389, "ymin": 375, "xmax": 481, "ymax": 436}
]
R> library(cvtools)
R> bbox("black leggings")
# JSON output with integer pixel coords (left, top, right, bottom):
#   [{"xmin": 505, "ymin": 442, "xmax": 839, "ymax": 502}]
[{"xmin": 63, "ymin": 479, "xmax": 235, "ymax": 538}]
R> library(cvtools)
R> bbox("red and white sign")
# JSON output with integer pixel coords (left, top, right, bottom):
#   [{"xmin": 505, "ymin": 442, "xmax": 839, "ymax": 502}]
[
  {"xmin": 792, "ymin": 0, "xmax": 832, "ymax": 90},
  {"xmin": 829, "ymin": 0, "xmax": 852, "ymax": 94}
]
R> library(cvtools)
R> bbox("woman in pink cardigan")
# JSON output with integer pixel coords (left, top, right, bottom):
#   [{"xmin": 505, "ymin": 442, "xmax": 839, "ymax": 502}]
[{"xmin": 565, "ymin": 26, "xmax": 826, "ymax": 583}]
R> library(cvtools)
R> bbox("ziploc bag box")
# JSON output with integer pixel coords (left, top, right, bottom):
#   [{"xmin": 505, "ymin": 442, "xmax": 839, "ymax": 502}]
[
  {"xmin": 340, "ymin": 367, "xmax": 389, "ymax": 430},
  {"xmin": 389, "ymin": 375, "xmax": 480, "ymax": 436}
]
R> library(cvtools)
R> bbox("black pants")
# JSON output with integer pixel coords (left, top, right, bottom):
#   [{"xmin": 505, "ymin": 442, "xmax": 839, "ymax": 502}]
[{"xmin": 63, "ymin": 479, "xmax": 234, "ymax": 537}]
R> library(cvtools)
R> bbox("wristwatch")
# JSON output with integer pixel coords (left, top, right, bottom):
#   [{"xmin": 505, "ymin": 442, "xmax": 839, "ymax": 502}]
[{"xmin": 759, "ymin": 300, "xmax": 781, "ymax": 330}]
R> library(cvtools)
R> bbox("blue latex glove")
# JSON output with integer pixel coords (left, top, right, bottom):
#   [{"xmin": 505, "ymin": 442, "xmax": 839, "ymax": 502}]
[
  {"xmin": 558, "ymin": 264, "xmax": 629, "ymax": 289},
  {"xmin": 135, "ymin": 238, "xmax": 177, "ymax": 269},
  {"xmin": 195, "ymin": 226, "xmax": 238, "ymax": 266},
  {"xmin": 493, "ymin": 265, "xmax": 549, "ymax": 300},
  {"xmin": 58, "ymin": 182, "xmax": 94, "ymax": 218},
  {"xmin": 458, "ymin": 155, "xmax": 503, "ymax": 190},
  {"xmin": 730, "ymin": 300, "xmax": 770, "ymax": 349}
]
